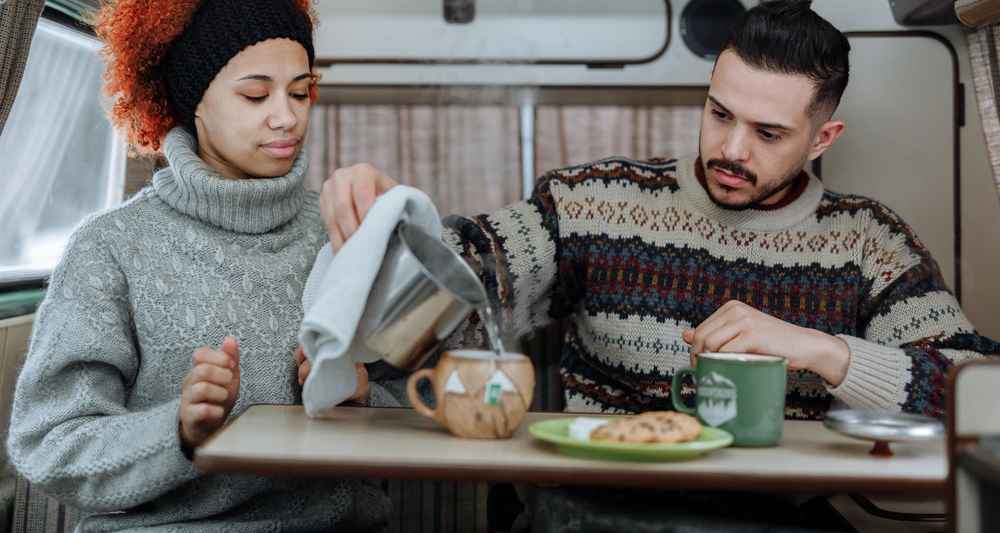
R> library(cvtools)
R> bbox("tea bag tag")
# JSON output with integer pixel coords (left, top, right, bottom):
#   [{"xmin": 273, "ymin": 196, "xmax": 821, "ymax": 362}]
[
  {"xmin": 445, "ymin": 371, "xmax": 466, "ymax": 393},
  {"xmin": 483, "ymin": 370, "xmax": 516, "ymax": 405}
]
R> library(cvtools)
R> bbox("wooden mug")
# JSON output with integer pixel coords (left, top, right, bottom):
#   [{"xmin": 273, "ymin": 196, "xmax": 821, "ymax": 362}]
[{"xmin": 406, "ymin": 350, "xmax": 534, "ymax": 439}]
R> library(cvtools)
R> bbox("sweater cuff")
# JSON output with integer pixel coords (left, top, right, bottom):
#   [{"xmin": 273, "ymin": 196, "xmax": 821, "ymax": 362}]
[
  {"xmin": 825, "ymin": 335, "xmax": 910, "ymax": 411},
  {"xmin": 165, "ymin": 398, "xmax": 202, "ymax": 476},
  {"xmin": 79, "ymin": 399, "xmax": 200, "ymax": 511}
]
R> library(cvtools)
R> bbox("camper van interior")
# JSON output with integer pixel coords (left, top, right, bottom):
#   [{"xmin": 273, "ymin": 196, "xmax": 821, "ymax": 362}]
[{"xmin": 1, "ymin": 0, "xmax": 1000, "ymax": 532}]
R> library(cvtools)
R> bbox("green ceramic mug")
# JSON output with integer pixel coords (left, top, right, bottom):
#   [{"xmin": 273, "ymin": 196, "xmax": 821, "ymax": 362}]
[{"xmin": 670, "ymin": 352, "xmax": 788, "ymax": 447}]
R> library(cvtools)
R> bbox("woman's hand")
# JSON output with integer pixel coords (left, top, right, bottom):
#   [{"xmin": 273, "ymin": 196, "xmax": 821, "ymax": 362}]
[
  {"xmin": 294, "ymin": 346, "xmax": 311, "ymax": 386},
  {"xmin": 179, "ymin": 337, "xmax": 240, "ymax": 452},
  {"xmin": 319, "ymin": 163, "xmax": 398, "ymax": 252},
  {"xmin": 347, "ymin": 363, "xmax": 371, "ymax": 405},
  {"xmin": 294, "ymin": 347, "xmax": 370, "ymax": 403}
]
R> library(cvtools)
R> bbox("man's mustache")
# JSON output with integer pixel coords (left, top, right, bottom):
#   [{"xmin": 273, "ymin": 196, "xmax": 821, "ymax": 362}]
[{"xmin": 707, "ymin": 159, "xmax": 757, "ymax": 186}]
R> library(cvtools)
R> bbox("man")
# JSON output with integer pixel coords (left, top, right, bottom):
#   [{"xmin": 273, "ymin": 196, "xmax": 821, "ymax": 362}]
[{"xmin": 320, "ymin": 1, "xmax": 1000, "ymax": 422}]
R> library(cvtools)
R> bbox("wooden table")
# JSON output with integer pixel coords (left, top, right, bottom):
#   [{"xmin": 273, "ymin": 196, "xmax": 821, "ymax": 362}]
[{"xmin": 195, "ymin": 405, "xmax": 947, "ymax": 495}]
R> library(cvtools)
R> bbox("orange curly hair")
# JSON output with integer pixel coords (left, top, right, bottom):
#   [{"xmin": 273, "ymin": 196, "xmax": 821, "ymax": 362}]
[{"xmin": 92, "ymin": 0, "xmax": 316, "ymax": 154}]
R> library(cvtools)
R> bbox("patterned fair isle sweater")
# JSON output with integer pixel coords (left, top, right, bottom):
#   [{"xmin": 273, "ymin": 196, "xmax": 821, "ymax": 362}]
[
  {"xmin": 443, "ymin": 157, "xmax": 1000, "ymax": 419},
  {"xmin": 7, "ymin": 128, "xmax": 397, "ymax": 532}
]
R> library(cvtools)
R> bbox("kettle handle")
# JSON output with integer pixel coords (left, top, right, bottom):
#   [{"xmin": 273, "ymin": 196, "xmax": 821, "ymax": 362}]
[{"xmin": 407, "ymin": 368, "xmax": 440, "ymax": 422}]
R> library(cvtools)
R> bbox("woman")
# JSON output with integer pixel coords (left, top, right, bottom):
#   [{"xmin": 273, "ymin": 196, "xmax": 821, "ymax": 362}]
[{"xmin": 7, "ymin": 0, "xmax": 395, "ymax": 530}]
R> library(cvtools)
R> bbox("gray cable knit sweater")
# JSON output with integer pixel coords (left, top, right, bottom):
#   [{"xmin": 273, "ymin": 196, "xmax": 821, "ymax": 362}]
[{"xmin": 7, "ymin": 128, "xmax": 396, "ymax": 532}]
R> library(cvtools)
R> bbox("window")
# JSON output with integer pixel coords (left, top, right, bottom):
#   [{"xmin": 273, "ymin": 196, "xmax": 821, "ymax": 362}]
[{"xmin": 0, "ymin": 18, "xmax": 125, "ymax": 285}]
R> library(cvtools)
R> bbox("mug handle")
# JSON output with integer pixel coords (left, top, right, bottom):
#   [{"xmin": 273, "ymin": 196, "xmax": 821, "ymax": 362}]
[
  {"xmin": 407, "ymin": 368, "xmax": 440, "ymax": 422},
  {"xmin": 670, "ymin": 367, "xmax": 698, "ymax": 416}
]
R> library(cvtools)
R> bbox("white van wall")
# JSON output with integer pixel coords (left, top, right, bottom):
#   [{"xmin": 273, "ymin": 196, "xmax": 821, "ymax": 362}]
[
  {"xmin": 823, "ymin": 0, "xmax": 1000, "ymax": 344},
  {"xmin": 823, "ymin": 35, "xmax": 959, "ymax": 311}
]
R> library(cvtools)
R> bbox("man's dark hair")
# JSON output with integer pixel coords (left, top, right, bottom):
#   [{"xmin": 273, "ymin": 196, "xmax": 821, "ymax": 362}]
[{"xmin": 723, "ymin": 0, "xmax": 850, "ymax": 118}]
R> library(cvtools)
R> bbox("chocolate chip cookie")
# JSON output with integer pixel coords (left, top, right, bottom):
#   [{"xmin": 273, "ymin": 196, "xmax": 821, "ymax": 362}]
[{"xmin": 590, "ymin": 411, "xmax": 702, "ymax": 444}]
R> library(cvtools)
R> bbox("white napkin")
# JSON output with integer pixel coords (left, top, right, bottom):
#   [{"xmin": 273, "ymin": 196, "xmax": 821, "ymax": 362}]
[
  {"xmin": 299, "ymin": 186, "xmax": 442, "ymax": 416},
  {"xmin": 568, "ymin": 418, "xmax": 609, "ymax": 441}
]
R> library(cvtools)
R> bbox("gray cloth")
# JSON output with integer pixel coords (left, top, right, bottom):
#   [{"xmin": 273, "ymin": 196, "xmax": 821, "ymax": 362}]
[
  {"xmin": 6, "ymin": 127, "xmax": 393, "ymax": 532},
  {"xmin": 0, "ymin": 0, "xmax": 45, "ymax": 136},
  {"xmin": 299, "ymin": 186, "xmax": 440, "ymax": 415}
]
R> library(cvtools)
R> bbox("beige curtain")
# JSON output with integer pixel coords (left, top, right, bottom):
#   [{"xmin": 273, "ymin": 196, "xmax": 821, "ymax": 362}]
[
  {"xmin": 968, "ymin": 25, "xmax": 1000, "ymax": 199},
  {"xmin": 305, "ymin": 104, "xmax": 704, "ymax": 213},
  {"xmin": 535, "ymin": 106, "xmax": 703, "ymax": 171},
  {"xmin": 0, "ymin": 0, "xmax": 46, "ymax": 136},
  {"xmin": 306, "ymin": 105, "xmax": 522, "ymax": 217}
]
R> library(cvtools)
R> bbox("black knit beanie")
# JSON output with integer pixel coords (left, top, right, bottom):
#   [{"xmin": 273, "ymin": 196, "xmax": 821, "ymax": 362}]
[{"xmin": 162, "ymin": 0, "xmax": 315, "ymax": 131}]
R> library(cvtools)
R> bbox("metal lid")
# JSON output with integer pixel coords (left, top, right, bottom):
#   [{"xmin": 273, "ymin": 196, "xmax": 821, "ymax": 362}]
[{"xmin": 823, "ymin": 409, "xmax": 944, "ymax": 442}]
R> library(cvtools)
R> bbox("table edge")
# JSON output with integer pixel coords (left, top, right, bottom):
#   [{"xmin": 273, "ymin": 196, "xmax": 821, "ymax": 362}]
[{"xmin": 193, "ymin": 452, "xmax": 946, "ymax": 495}]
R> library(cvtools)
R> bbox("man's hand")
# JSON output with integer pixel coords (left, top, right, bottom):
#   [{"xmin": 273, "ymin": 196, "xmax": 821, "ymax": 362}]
[
  {"xmin": 179, "ymin": 337, "xmax": 240, "ymax": 451},
  {"xmin": 294, "ymin": 347, "xmax": 371, "ymax": 404},
  {"xmin": 320, "ymin": 163, "xmax": 399, "ymax": 252},
  {"xmin": 682, "ymin": 300, "xmax": 850, "ymax": 385}
]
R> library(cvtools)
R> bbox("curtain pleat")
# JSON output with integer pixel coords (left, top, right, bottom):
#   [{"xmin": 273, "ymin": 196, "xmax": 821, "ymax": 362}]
[
  {"xmin": 0, "ymin": 0, "xmax": 46, "ymax": 136},
  {"xmin": 968, "ymin": 25, "xmax": 1000, "ymax": 200},
  {"xmin": 535, "ymin": 105, "xmax": 702, "ymax": 171},
  {"xmin": 306, "ymin": 104, "xmax": 522, "ymax": 217}
]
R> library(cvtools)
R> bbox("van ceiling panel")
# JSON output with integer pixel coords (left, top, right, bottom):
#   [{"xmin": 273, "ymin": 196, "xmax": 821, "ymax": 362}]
[{"xmin": 313, "ymin": 0, "xmax": 669, "ymax": 65}]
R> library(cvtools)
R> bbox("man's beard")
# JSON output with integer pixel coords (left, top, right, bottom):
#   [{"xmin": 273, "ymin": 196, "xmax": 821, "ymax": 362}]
[{"xmin": 702, "ymin": 156, "xmax": 802, "ymax": 211}]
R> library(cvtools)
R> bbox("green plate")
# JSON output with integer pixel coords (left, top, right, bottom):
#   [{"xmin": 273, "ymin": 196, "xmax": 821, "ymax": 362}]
[{"xmin": 529, "ymin": 418, "xmax": 733, "ymax": 462}]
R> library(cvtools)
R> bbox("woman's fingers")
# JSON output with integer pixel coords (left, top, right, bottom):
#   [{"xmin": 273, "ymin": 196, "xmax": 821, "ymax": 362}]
[
  {"xmin": 186, "ymin": 363, "xmax": 234, "ymax": 388},
  {"xmin": 183, "ymin": 381, "xmax": 229, "ymax": 404},
  {"xmin": 191, "ymin": 346, "xmax": 233, "ymax": 368},
  {"xmin": 220, "ymin": 336, "xmax": 240, "ymax": 366},
  {"xmin": 298, "ymin": 359, "xmax": 311, "ymax": 386},
  {"xmin": 353, "ymin": 170, "xmax": 378, "ymax": 221},
  {"xmin": 332, "ymin": 169, "xmax": 361, "ymax": 243},
  {"xmin": 294, "ymin": 347, "xmax": 310, "ymax": 385},
  {"xmin": 187, "ymin": 402, "xmax": 226, "ymax": 421},
  {"xmin": 320, "ymin": 174, "xmax": 352, "ymax": 251},
  {"xmin": 329, "ymin": 227, "xmax": 345, "ymax": 252},
  {"xmin": 180, "ymin": 339, "xmax": 242, "ymax": 450},
  {"xmin": 321, "ymin": 163, "xmax": 400, "ymax": 252},
  {"xmin": 181, "ymin": 403, "xmax": 226, "ymax": 438},
  {"xmin": 349, "ymin": 362, "xmax": 370, "ymax": 402},
  {"xmin": 376, "ymin": 172, "xmax": 399, "ymax": 195}
]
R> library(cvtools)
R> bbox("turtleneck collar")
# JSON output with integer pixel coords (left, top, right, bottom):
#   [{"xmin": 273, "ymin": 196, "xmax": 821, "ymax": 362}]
[
  {"xmin": 678, "ymin": 158, "xmax": 824, "ymax": 232},
  {"xmin": 152, "ymin": 127, "xmax": 307, "ymax": 234}
]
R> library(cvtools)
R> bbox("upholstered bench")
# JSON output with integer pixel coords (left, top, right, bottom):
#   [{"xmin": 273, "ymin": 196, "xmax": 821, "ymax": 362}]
[{"xmin": 1, "ymin": 312, "xmax": 82, "ymax": 533}]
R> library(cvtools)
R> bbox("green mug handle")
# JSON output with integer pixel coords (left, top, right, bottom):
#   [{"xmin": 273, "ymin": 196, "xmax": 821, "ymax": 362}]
[{"xmin": 671, "ymin": 367, "xmax": 697, "ymax": 416}]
